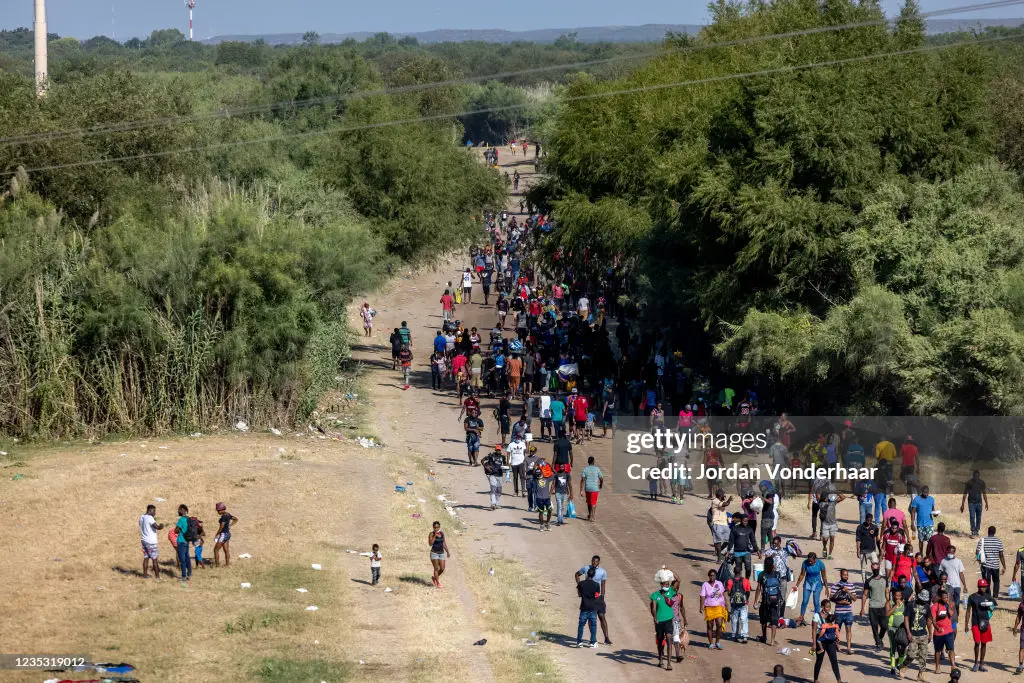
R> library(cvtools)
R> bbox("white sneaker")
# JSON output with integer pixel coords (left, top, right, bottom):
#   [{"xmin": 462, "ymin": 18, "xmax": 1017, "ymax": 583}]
[{"xmin": 589, "ymin": 642, "xmax": 598, "ymax": 649}]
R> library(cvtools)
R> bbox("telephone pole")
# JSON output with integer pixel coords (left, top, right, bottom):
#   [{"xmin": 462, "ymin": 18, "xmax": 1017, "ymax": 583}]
[{"xmin": 34, "ymin": 0, "xmax": 48, "ymax": 97}]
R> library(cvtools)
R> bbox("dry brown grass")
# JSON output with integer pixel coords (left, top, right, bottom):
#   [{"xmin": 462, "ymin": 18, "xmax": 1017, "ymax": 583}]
[{"xmin": 0, "ymin": 429, "xmax": 493, "ymax": 682}]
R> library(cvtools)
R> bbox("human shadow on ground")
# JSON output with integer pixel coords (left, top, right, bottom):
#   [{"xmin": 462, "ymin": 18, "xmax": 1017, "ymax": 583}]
[
  {"xmin": 350, "ymin": 578, "xmax": 372, "ymax": 586},
  {"xmin": 399, "ymin": 575, "xmax": 433, "ymax": 587},
  {"xmin": 595, "ymin": 647, "xmax": 661, "ymax": 667}
]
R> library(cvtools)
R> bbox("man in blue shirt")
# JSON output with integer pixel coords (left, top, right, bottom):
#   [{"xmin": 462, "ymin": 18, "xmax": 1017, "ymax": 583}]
[
  {"xmin": 550, "ymin": 394, "xmax": 566, "ymax": 438},
  {"xmin": 575, "ymin": 555, "xmax": 612, "ymax": 645},
  {"xmin": 910, "ymin": 486, "xmax": 937, "ymax": 555},
  {"xmin": 433, "ymin": 331, "xmax": 447, "ymax": 356}
]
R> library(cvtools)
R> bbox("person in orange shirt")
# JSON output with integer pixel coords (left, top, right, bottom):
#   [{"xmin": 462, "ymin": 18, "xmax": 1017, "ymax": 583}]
[{"xmin": 507, "ymin": 354, "xmax": 523, "ymax": 398}]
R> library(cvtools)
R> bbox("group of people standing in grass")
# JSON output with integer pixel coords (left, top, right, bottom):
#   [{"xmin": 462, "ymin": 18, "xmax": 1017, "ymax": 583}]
[{"xmin": 137, "ymin": 502, "xmax": 238, "ymax": 581}]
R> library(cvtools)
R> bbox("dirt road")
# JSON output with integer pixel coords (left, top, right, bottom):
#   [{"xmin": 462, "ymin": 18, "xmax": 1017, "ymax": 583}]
[{"xmin": 353, "ymin": 151, "xmax": 1023, "ymax": 682}]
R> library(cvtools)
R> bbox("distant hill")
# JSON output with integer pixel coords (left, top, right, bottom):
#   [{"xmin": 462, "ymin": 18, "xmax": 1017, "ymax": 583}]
[
  {"xmin": 204, "ymin": 24, "xmax": 703, "ymax": 46},
  {"xmin": 205, "ymin": 18, "xmax": 1023, "ymax": 46}
]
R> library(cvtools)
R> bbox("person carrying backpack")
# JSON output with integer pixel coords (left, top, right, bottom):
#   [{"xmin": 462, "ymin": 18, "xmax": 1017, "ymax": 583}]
[
  {"xmin": 754, "ymin": 556, "xmax": 784, "ymax": 646},
  {"xmin": 726, "ymin": 574, "xmax": 752, "ymax": 643},
  {"xmin": 481, "ymin": 445, "xmax": 505, "ymax": 510}
]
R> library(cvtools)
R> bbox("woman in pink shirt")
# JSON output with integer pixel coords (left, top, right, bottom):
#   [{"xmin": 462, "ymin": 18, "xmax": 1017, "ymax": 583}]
[
  {"xmin": 699, "ymin": 569, "xmax": 727, "ymax": 649},
  {"xmin": 678, "ymin": 406, "xmax": 693, "ymax": 434}
]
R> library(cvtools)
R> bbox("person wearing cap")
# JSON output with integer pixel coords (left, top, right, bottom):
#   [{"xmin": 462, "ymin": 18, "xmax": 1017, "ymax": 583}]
[
  {"xmin": 524, "ymin": 443, "xmax": 540, "ymax": 512},
  {"xmin": 965, "ymin": 578, "xmax": 996, "ymax": 672},
  {"xmin": 213, "ymin": 502, "xmax": 238, "ymax": 568},
  {"xmin": 481, "ymin": 445, "xmax": 506, "ymax": 510},
  {"xmin": 507, "ymin": 433, "xmax": 527, "ymax": 497},
  {"xmin": 904, "ymin": 588, "xmax": 932, "ymax": 681},
  {"xmin": 534, "ymin": 458, "xmax": 555, "ymax": 531},
  {"xmin": 929, "ymin": 588, "xmax": 957, "ymax": 674}
]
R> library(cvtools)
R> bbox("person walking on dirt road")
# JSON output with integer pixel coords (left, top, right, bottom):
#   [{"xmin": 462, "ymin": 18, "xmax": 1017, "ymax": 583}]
[
  {"xmin": 429, "ymin": 521, "xmax": 450, "ymax": 588},
  {"xmin": 652, "ymin": 567, "xmax": 680, "ymax": 670},
  {"xmin": 213, "ymin": 502, "xmax": 237, "ymax": 568},
  {"xmin": 138, "ymin": 504, "xmax": 165, "ymax": 579}
]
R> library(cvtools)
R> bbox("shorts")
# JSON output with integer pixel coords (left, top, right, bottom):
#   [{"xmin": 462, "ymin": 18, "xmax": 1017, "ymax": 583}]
[
  {"xmin": 835, "ymin": 612, "xmax": 854, "ymax": 627},
  {"xmin": 820, "ymin": 522, "xmax": 839, "ymax": 538},
  {"xmin": 972, "ymin": 625, "xmax": 993, "ymax": 644},
  {"xmin": 141, "ymin": 541, "xmax": 159, "ymax": 559},
  {"xmin": 672, "ymin": 618, "xmax": 681, "ymax": 643},
  {"xmin": 934, "ymin": 632, "xmax": 955, "ymax": 652},
  {"xmin": 712, "ymin": 524, "xmax": 730, "ymax": 544},
  {"xmin": 760, "ymin": 599, "xmax": 782, "ymax": 625},
  {"xmin": 604, "ymin": 412, "xmax": 615, "ymax": 426},
  {"xmin": 575, "ymin": 419, "xmax": 586, "ymax": 430},
  {"xmin": 704, "ymin": 605, "xmax": 728, "ymax": 622},
  {"xmin": 535, "ymin": 498, "xmax": 553, "ymax": 513},
  {"xmin": 586, "ymin": 491, "xmax": 600, "ymax": 507},
  {"xmin": 215, "ymin": 532, "xmax": 231, "ymax": 544},
  {"xmin": 476, "ymin": 265, "xmax": 484, "ymax": 273},
  {"xmin": 466, "ymin": 436, "xmax": 481, "ymax": 453},
  {"xmin": 917, "ymin": 526, "xmax": 934, "ymax": 542},
  {"xmin": 655, "ymin": 619, "xmax": 674, "ymax": 646},
  {"xmin": 430, "ymin": 552, "xmax": 446, "ymax": 561}
]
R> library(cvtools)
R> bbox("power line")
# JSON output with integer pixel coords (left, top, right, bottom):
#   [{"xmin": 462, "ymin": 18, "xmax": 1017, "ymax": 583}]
[
  {"xmin": 2, "ymin": 31, "xmax": 1019, "ymax": 177},
  {"xmin": 1, "ymin": 0, "xmax": 1021, "ymax": 148}
]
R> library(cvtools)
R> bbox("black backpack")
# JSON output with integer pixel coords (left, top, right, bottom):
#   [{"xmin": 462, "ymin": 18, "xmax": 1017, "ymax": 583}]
[
  {"xmin": 764, "ymin": 574, "xmax": 782, "ymax": 605},
  {"xmin": 185, "ymin": 517, "xmax": 202, "ymax": 543},
  {"xmin": 730, "ymin": 579, "xmax": 748, "ymax": 606}
]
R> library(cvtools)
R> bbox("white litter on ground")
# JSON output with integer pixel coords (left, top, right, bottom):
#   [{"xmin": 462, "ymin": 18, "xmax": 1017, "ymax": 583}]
[
  {"xmin": 234, "ymin": 421, "xmax": 249, "ymax": 432},
  {"xmin": 296, "ymin": 588, "xmax": 308, "ymax": 593},
  {"xmin": 238, "ymin": 553, "xmax": 252, "ymax": 559},
  {"xmin": 384, "ymin": 587, "xmax": 393, "ymax": 592},
  {"xmin": 240, "ymin": 582, "xmax": 251, "ymax": 588},
  {"xmin": 270, "ymin": 427, "xmax": 282, "ymax": 435},
  {"xmin": 311, "ymin": 563, "xmax": 323, "ymax": 570},
  {"xmin": 155, "ymin": 497, "xmax": 165, "ymax": 502},
  {"xmin": 305, "ymin": 605, "xmax": 319, "ymax": 611},
  {"xmin": 158, "ymin": 445, "xmax": 168, "ymax": 449}
]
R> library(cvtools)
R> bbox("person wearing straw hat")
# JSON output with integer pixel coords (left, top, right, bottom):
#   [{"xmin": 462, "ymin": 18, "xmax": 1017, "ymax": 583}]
[{"xmin": 651, "ymin": 567, "xmax": 680, "ymax": 670}]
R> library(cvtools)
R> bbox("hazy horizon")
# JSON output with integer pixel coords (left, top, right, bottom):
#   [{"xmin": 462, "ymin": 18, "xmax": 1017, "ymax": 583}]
[{"xmin": 1, "ymin": 0, "xmax": 1022, "ymax": 41}]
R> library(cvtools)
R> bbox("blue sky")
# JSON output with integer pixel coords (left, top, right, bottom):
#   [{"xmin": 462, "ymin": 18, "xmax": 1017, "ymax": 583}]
[{"xmin": 2, "ymin": 0, "xmax": 1021, "ymax": 40}]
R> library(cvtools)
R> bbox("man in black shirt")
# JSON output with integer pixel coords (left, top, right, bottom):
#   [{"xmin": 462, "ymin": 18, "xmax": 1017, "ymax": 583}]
[
  {"xmin": 553, "ymin": 434, "xmax": 573, "ymax": 473},
  {"xmin": 965, "ymin": 578, "xmax": 995, "ymax": 672},
  {"xmin": 576, "ymin": 567, "xmax": 602, "ymax": 648},
  {"xmin": 726, "ymin": 514, "xmax": 761, "ymax": 579},
  {"xmin": 904, "ymin": 590, "xmax": 932, "ymax": 678},
  {"xmin": 856, "ymin": 513, "xmax": 881, "ymax": 584}
]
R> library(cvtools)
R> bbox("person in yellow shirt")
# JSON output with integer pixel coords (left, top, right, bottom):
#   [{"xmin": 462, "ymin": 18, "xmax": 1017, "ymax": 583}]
[
  {"xmin": 875, "ymin": 437, "xmax": 896, "ymax": 495},
  {"xmin": 875, "ymin": 438, "xmax": 896, "ymax": 463}
]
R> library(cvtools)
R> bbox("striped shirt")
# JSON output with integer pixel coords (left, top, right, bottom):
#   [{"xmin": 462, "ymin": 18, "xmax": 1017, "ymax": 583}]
[{"xmin": 976, "ymin": 536, "xmax": 1004, "ymax": 569}]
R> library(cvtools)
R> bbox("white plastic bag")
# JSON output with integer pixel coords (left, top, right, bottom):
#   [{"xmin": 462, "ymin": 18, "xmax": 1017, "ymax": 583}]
[
  {"xmin": 1009, "ymin": 581, "xmax": 1022, "ymax": 600},
  {"xmin": 785, "ymin": 589, "xmax": 799, "ymax": 610}
]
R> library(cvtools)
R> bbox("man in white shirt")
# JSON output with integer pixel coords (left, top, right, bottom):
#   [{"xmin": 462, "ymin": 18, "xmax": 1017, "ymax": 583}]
[
  {"xmin": 462, "ymin": 269, "xmax": 473, "ymax": 303},
  {"xmin": 577, "ymin": 296, "xmax": 590, "ymax": 320},
  {"xmin": 540, "ymin": 389, "xmax": 553, "ymax": 441},
  {"xmin": 939, "ymin": 544, "xmax": 967, "ymax": 620},
  {"xmin": 138, "ymin": 504, "xmax": 166, "ymax": 579},
  {"xmin": 507, "ymin": 434, "xmax": 527, "ymax": 497}
]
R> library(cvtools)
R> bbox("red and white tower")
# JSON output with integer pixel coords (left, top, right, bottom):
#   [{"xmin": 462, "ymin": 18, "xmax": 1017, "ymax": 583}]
[{"xmin": 186, "ymin": 0, "xmax": 196, "ymax": 41}]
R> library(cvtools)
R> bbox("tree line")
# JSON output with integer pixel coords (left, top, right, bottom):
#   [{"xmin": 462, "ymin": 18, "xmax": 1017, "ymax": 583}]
[{"xmin": 531, "ymin": 0, "xmax": 1024, "ymax": 416}]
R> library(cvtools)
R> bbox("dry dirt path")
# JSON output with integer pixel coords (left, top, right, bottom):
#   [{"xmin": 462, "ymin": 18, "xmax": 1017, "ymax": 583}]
[{"xmin": 353, "ymin": 150, "xmax": 1022, "ymax": 682}]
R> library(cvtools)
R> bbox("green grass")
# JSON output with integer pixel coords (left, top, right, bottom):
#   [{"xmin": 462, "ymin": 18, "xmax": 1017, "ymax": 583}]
[{"xmin": 256, "ymin": 657, "xmax": 352, "ymax": 682}]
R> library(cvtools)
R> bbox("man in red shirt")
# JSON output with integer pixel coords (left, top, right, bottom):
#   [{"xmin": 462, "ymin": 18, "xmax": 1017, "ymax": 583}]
[
  {"xmin": 882, "ymin": 516, "xmax": 909, "ymax": 576},
  {"xmin": 891, "ymin": 543, "xmax": 917, "ymax": 588},
  {"xmin": 440, "ymin": 290, "xmax": 455, "ymax": 321},
  {"xmin": 573, "ymin": 394, "xmax": 589, "ymax": 442},
  {"xmin": 899, "ymin": 435, "xmax": 919, "ymax": 483}
]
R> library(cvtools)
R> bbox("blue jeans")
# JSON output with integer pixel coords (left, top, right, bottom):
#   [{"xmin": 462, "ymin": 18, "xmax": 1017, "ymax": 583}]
[
  {"xmin": 577, "ymin": 610, "xmax": 597, "ymax": 645},
  {"xmin": 176, "ymin": 540, "xmax": 192, "ymax": 580},
  {"xmin": 730, "ymin": 604, "xmax": 749, "ymax": 638},
  {"xmin": 873, "ymin": 493, "xmax": 887, "ymax": 522},
  {"xmin": 859, "ymin": 500, "xmax": 873, "ymax": 524},
  {"xmin": 556, "ymin": 492, "xmax": 569, "ymax": 524},
  {"xmin": 800, "ymin": 577, "xmax": 822, "ymax": 617},
  {"xmin": 969, "ymin": 502, "xmax": 983, "ymax": 536}
]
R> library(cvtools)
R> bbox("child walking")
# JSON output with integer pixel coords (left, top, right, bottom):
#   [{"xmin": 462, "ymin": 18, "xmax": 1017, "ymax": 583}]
[
  {"xmin": 370, "ymin": 544, "xmax": 382, "ymax": 585},
  {"xmin": 193, "ymin": 520, "xmax": 206, "ymax": 569}
]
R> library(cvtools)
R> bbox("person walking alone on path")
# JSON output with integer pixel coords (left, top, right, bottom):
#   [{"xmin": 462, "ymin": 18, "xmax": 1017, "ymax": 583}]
[
  {"xmin": 398, "ymin": 343, "xmax": 413, "ymax": 389},
  {"xmin": 360, "ymin": 302, "xmax": 374, "ymax": 337},
  {"xmin": 579, "ymin": 456, "xmax": 604, "ymax": 521},
  {"xmin": 960, "ymin": 470, "xmax": 988, "ymax": 538},
  {"xmin": 507, "ymin": 434, "xmax": 526, "ymax": 497},
  {"xmin": 575, "ymin": 556, "xmax": 612, "ymax": 644},
  {"xmin": 138, "ymin": 504, "xmax": 165, "ymax": 579},
  {"xmin": 428, "ymin": 521, "xmax": 450, "ymax": 588}
]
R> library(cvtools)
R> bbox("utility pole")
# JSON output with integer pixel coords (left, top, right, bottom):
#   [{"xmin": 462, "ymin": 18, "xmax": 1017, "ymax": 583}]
[
  {"xmin": 34, "ymin": 0, "xmax": 48, "ymax": 98},
  {"xmin": 186, "ymin": 0, "xmax": 196, "ymax": 41}
]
